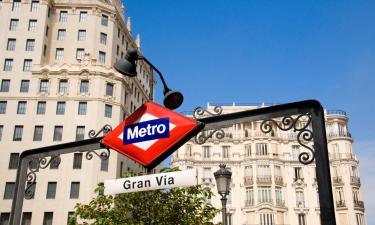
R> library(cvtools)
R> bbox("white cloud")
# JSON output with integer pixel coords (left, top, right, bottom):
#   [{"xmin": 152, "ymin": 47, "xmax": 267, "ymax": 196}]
[{"xmin": 353, "ymin": 139, "xmax": 375, "ymax": 224}]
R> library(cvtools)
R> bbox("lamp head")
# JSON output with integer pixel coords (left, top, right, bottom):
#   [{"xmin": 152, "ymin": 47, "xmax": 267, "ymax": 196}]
[
  {"xmin": 113, "ymin": 48, "xmax": 138, "ymax": 77},
  {"xmin": 214, "ymin": 164, "xmax": 232, "ymax": 197},
  {"xmin": 163, "ymin": 90, "xmax": 184, "ymax": 110}
]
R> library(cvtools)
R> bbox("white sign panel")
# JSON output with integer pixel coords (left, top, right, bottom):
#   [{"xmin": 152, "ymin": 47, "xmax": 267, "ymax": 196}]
[{"xmin": 104, "ymin": 170, "xmax": 197, "ymax": 195}]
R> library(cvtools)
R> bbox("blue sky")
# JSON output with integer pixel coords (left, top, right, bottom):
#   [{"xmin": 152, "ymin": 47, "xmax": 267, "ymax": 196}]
[{"xmin": 124, "ymin": 0, "xmax": 375, "ymax": 223}]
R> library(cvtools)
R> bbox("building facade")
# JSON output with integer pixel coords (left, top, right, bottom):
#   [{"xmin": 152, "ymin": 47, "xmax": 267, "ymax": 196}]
[
  {"xmin": 172, "ymin": 104, "xmax": 367, "ymax": 225},
  {"xmin": 0, "ymin": 0, "xmax": 156, "ymax": 224}
]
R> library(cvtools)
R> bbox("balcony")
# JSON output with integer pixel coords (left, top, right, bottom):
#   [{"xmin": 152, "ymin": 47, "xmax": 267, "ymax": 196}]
[
  {"xmin": 336, "ymin": 200, "xmax": 346, "ymax": 208},
  {"xmin": 350, "ymin": 176, "xmax": 361, "ymax": 187},
  {"xmin": 244, "ymin": 176, "xmax": 253, "ymax": 186},
  {"xmin": 275, "ymin": 176, "xmax": 283, "ymax": 186},
  {"xmin": 332, "ymin": 176, "xmax": 344, "ymax": 186},
  {"xmin": 257, "ymin": 176, "xmax": 272, "ymax": 184},
  {"xmin": 327, "ymin": 132, "xmax": 352, "ymax": 138},
  {"xmin": 258, "ymin": 199, "xmax": 273, "ymax": 204},
  {"xmin": 354, "ymin": 200, "xmax": 364, "ymax": 210},
  {"xmin": 326, "ymin": 110, "xmax": 347, "ymax": 116},
  {"xmin": 202, "ymin": 177, "xmax": 213, "ymax": 184},
  {"xmin": 276, "ymin": 200, "xmax": 285, "ymax": 207},
  {"xmin": 329, "ymin": 153, "xmax": 358, "ymax": 161},
  {"xmin": 244, "ymin": 200, "xmax": 254, "ymax": 207},
  {"xmin": 293, "ymin": 177, "xmax": 304, "ymax": 183}
]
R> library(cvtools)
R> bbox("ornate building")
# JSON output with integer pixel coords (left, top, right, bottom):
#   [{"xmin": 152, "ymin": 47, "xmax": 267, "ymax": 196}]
[
  {"xmin": 172, "ymin": 104, "xmax": 366, "ymax": 225},
  {"xmin": 0, "ymin": 0, "xmax": 156, "ymax": 224}
]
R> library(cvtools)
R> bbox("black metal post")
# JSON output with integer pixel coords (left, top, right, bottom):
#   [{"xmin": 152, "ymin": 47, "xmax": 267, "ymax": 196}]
[{"xmin": 221, "ymin": 197, "xmax": 227, "ymax": 225}]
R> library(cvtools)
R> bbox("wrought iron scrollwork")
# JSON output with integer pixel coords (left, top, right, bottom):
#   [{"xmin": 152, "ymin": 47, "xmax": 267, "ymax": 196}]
[
  {"xmin": 195, "ymin": 129, "xmax": 225, "ymax": 144},
  {"xmin": 25, "ymin": 155, "xmax": 61, "ymax": 199},
  {"xmin": 85, "ymin": 148, "xmax": 110, "ymax": 161},
  {"xmin": 88, "ymin": 124, "xmax": 112, "ymax": 138},
  {"xmin": 193, "ymin": 106, "xmax": 223, "ymax": 119},
  {"xmin": 260, "ymin": 113, "xmax": 315, "ymax": 165}
]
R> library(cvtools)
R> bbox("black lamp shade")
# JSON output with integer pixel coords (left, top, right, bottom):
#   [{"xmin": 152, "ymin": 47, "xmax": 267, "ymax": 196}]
[
  {"xmin": 113, "ymin": 48, "xmax": 138, "ymax": 77},
  {"xmin": 214, "ymin": 164, "xmax": 232, "ymax": 196},
  {"xmin": 163, "ymin": 90, "xmax": 184, "ymax": 110}
]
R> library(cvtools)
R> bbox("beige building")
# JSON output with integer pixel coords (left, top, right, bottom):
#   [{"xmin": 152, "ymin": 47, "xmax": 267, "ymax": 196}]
[
  {"xmin": 172, "ymin": 104, "xmax": 367, "ymax": 225},
  {"xmin": 0, "ymin": 0, "xmax": 156, "ymax": 224}
]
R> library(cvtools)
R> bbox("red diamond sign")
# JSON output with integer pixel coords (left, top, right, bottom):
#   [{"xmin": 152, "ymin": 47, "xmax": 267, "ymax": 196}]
[{"xmin": 102, "ymin": 102, "xmax": 204, "ymax": 169}]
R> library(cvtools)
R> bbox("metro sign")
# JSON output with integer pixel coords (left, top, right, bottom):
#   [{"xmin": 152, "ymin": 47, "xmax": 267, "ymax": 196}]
[{"xmin": 102, "ymin": 102, "xmax": 204, "ymax": 169}]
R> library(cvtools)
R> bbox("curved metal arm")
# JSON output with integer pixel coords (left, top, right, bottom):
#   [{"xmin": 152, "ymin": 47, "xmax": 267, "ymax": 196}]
[{"xmin": 138, "ymin": 56, "xmax": 171, "ymax": 94}]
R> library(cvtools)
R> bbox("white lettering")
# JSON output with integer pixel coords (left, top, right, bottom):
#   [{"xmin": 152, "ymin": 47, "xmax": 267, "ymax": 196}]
[
  {"xmin": 156, "ymin": 124, "xmax": 166, "ymax": 134},
  {"xmin": 138, "ymin": 127, "xmax": 147, "ymax": 137},
  {"xmin": 127, "ymin": 126, "xmax": 139, "ymax": 140}
]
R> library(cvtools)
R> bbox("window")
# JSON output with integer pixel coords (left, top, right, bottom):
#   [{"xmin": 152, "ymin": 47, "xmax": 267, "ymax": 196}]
[
  {"xmin": 7, "ymin": 39, "xmax": 16, "ymax": 51},
  {"xmin": 17, "ymin": 101, "xmax": 26, "ymax": 114},
  {"xmin": 75, "ymin": 126, "xmax": 85, "ymax": 141},
  {"xmin": 28, "ymin": 20, "xmax": 37, "ymax": 32},
  {"xmin": 298, "ymin": 214, "xmax": 306, "ymax": 225},
  {"xmin": 245, "ymin": 187, "xmax": 254, "ymax": 205},
  {"xmin": 9, "ymin": 19, "xmax": 19, "ymax": 31},
  {"xmin": 58, "ymin": 80, "xmax": 68, "ymax": 93},
  {"xmin": 294, "ymin": 167, "xmax": 303, "ymax": 181},
  {"xmin": 257, "ymin": 165, "xmax": 271, "ymax": 178},
  {"xmin": 117, "ymin": 45, "xmax": 119, "ymax": 55},
  {"xmin": 12, "ymin": 0, "xmax": 20, "ymax": 11},
  {"xmin": 0, "ymin": 101, "xmax": 7, "ymax": 114},
  {"xmin": 23, "ymin": 59, "xmax": 32, "ymax": 71},
  {"xmin": 356, "ymin": 213, "xmax": 365, "ymax": 225},
  {"xmin": 100, "ymin": 158, "xmax": 108, "ymax": 171},
  {"xmin": 56, "ymin": 102, "xmax": 65, "ymax": 115},
  {"xmin": 73, "ymin": 153, "xmax": 82, "ymax": 169},
  {"xmin": 57, "ymin": 29, "xmax": 66, "ymax": 41},
  {"xmin": 258, "ymin": 186, "xmax": 272, "ymax": 203},
  {"xmin": 55, "ymin": 48, "xmax": 64, "ymax": 60},
  {"xmin": 202, "ymin": 146, "xmax": 210, "ymax": 158},
  {"xmin": 275, "ymin": 187, "xmax": 283, "ymax": 204},
  {"xmin": 9, "ymin": 153, "xmax": 20, "ymax": 169},
  {"xmin": 36, "ymin": 101, "xmax": 46, "ymax": 114},
  {"xmin": 78, "ymin": 102, "xmax": 87, "ymax": 115},
  {"xmin": 352, "ymin": 166, "xmax": 359, "ymax": 177},
  {"xmin": 40, "ymin": 80, "xmax": 48, "ymax": 92},
  {"xmin": 0, "ymin": 213, "xmax": 10, "ymax": 225},
  {"xmin": 98, "ymin": 51, "xmax": 106, "ymax": 64},
  {"xmin": 43, "ymin": 45, "xmax": 47, "ymax": 56},
  {"xmin": 0, "ymin": 80, "xmax": 10, "ymax": 92},
  {"xmin": 296, "ymin": 190, "xmax": 305, "ymax": 207},
  {"xmin": 13, "ymin": 125, "xmax": 23, "ymax": 141},
  {"xmin": 244, "ymin": 165, "xmax": 252, "ymax": 177},
  {"xmin": 59, "ymin": 11, "xmax": 68, "ymax": 22},
  {"xmin": 30, "ymin": 0, "xmax": 39, "ymax": 12},
  {"xmin": 43, "ymin": 212, "xmax": 53, "ymax": 225},
  {"xmin": 79, "ymin": 11, "xmax": 87, "ymax": 22},
  {"xmin": 70, "ymin": 182, "xmax": 80, "ymax": 199},
  {"xmin": 45, "ymin": 25, "xmax": 49, "ymax": 36},
  {"xmin": 259, "ymin": 213, "xmax": 274, "ymax": 225},
  {"xmin": 53, "ymin": 126, "xmax": 63, "ymax": 141},
  {"xmin": 4, "ymin": 59, "xmax": 13, "ymax": 71},
  {"xmin": 256, "ymin": 143, "xmax": 268, "ymax": 155},
  {"xmin": 67, "ymin": 212, "xmax": 74, "ymax": 224},
  {"xmin": 222, "ymin": 146, "xmax": 230, "ymax": 158},
  {"xmin": 46, "ymin": 182, "xmax": 56, "ymax": 199},
  {"xmin": 78, "ymin": 30, "xmax": 86, "ymax": 41},
  {"xmin": 76, "ymin": 48, "xmax": 85, "ymax": 59},
  {"xmin": 292, "ymin": 145, "xmax": 300, "ymax": 160},
  {"xmin": 80, "ymin": 80, "xmax": 89, "ymax": 93},
  {"xmin": 26, "ymin": 39, "xmax": 35, "ymax": 51},
  {"xmin": 106, "ymin": 83, "xmax": 113, "ymax": 96},
  {"xmin": 21, "ymin": 212, "xmax": 32, "ymax": 225},
  {"xmin": 33, "ymin": 126, "xmax": 43, "ymax": 141},
  {"xmin": 245, "ymin": 144, "xmax": 251, "ymax": 156},
  {"xmin": 101, "ymin": 14, "xmax": 108, "ymax": 26},
  {"xmin": 104, "ymin": 104, "xmax": 112, "ymax": 118},
  {"xmin": 274, "ymin": 165, "xmax": 281, "ymax": 177},
  {"xmin": 0, "ymin": 125, "xmax": 3, "ymax": 141},
  {"xmin": 100, "ymin": 32, "xmax": 107, "ymax": 44},
  {"xmin": 4, "ymin": 182, "xmax": 15, "ymax": 199}
]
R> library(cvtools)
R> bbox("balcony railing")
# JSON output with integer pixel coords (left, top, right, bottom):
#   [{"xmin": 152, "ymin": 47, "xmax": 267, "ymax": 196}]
[
  {"xmin": 202, "ymin": 177, "xmax": 213, "ymax": 183},
  {"xmin": 329, "ymin": 153, "xmax": 357, "ymax": 161},
  {"xmin": 326, "ymin": 110, "xmax": 347, "ymax": 116},
  {"xmin": 293, "ymin": 177, "xmax": 304, "ymax": 183},
  {"xmin": 327, "ymin": 132, "xmax": 352, "ymax": 138},
  {"xmin": 244, "ymin": 176, "xmax": 253, "ymax": 186},
  {"xmin": 276, "ymin": 200, "xmax": 285, "ymax": 207},
  {"xmin": 354, "ymin": 200, "xmax": 364, "ymax": 209},
  {"xmin": 275, "ymin": 176, "xmax": 283, "ymax": 185},
  {"xmin": 336, "ymin": 200, "xmax": 346, "ymax": 208},
  {"xmin": 258, "ymin": 199, "xmax": 273, "ymax": 204},
  {"xmin": 332, "ymin": 176, "xmax": 343, "ymax": 185},
  {"xmin": 245, "ymin": 200, "xmax": 254, "ymax": 207},
  {"xmin": 351, "ymin": 176, "xmax": 361, "ymax": 186},
  {"xmin": 257, "ymin": 176, "xmax": 272, "ymax": 184}
]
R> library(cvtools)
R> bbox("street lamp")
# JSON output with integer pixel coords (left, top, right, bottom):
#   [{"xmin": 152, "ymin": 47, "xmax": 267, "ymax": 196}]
[
  {"xmin": 114, "ymin": 48, "xmax": 184, "ymax": 110},
  {"xmin": 214, "ymin": 164, "xmax": 232, "ymax": 225}
]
